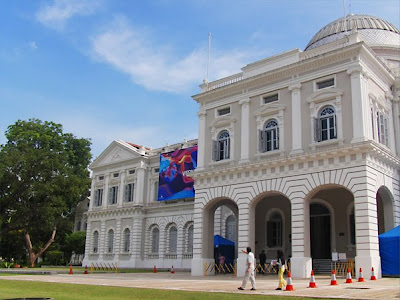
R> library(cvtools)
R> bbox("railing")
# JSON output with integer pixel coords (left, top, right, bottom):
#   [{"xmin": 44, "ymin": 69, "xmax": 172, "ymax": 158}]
[
  {"xmin": 165, "ymin": 254, "xmax": 177, "ymax": 259},
  {"xmin": 182, "ymin": 254, "xmax": 193, "ymax": 259},
  {"xmin": 147, "ymin": 254, "xmax": 159, "ymax": 259},
  {"xmin": 206, "ymin": 73, "xmax": 243, "ymax": 91},
  {"xmin": 204, "ymin": 262, "xmax": 237, "ymax": 276}
]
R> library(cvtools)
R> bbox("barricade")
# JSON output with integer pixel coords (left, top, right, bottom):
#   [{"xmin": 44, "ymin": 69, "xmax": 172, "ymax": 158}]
[
  {"xmin": 204, "ymin": 262, "xmax": 237, "ymax": 277},
  {"xmin": 90, "ymin": 262, "xmax": 118, "ymax": 274}
]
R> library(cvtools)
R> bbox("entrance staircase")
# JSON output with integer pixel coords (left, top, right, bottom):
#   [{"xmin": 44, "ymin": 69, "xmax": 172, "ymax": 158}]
[{"xmin": 312, "ymin": 259, "xmax": 332, "ymax": 274}]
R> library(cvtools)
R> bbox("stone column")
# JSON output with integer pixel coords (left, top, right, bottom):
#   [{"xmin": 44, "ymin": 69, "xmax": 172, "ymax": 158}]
[
  {"xmin": 102, "ymin": 174, "xmax": 110, "ymax": 208},
  {"xmin": 289, "ymin": 83, "xmax": 303, "ymax": 155},
  {"xmin": 239, "ymin": 98, "xmax": 250, "ymax": 164},
  {"xmin": 348, "ymin": 67, "xmax": 369, "ymax": 143},
  {"xmin": 236, "ymin": 201, "xmax": 251, "ymax": 277},
  {"xmin": 118, "ymin": 171, "xmax": 125, "ymax": 207},
  {"xmin": 290, "ymin": 195, "xmax": 312, "ymax": 278},
  {"xmin": 135, "ymin": 162, "xmax": 146, "ymax": 205},
  {"xmin": 354, "ymin": 182, "xmax": 381, "ymax": 279},
  {"xmin": 197, "ymin": 109, "xmax": 206, "ymax": 171}
]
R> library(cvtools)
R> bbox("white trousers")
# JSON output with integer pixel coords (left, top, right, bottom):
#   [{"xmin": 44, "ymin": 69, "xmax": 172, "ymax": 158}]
[{"xmin": 241, "ymin": 269, "xmax": 256, "ymax": 289}]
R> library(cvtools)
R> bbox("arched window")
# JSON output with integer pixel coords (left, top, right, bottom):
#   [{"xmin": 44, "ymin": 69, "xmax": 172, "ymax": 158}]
[
  {"xmin": 260, "ymin": 119, "xmax": 279, "ymax": 152},
  {"xmin": 107, "ymin": 229, "xmax": 114, "ymax": 253},
  {"xmin": 93, "ymin": 231, "xmax": 99, "ymax": 253},
  {"xmin": 267, "ymin": 213, "xmax": 282, "ymax": 247},
  {"xmin": 169, "ymin": 226, "xmax": 178, "ymax": 253},
  {"xmin": 187, "ymin": 225, "xmax": 194, "ymax": 253},
  {"xmin": 123, "ymin": 228, "xmax": 131, "ymax": 252},
  {"xmin": 315, "ymin": 106, "xmax": 336, "ymax": 141},
  {"xmin": 151, "ymin": 227, "xmax": 159, "ymax": 253},
  {"xmin": 225, "ymin": 215, "xmax": 236, "ymax": 242},
  {"xmin": 213, "ymin": 130, "xmax": 230, "ymax": 161}
]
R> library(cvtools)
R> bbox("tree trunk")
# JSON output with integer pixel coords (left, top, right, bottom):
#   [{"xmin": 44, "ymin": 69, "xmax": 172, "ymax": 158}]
[{"xmin": 25, "ymin": 227, "xmax": 57, "ymax": 267}]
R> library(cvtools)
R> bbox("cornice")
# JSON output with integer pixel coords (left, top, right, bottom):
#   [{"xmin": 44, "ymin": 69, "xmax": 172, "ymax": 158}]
[{"xmin": 192, "ymin": 43, "xmax": 365, "ymax": 104}]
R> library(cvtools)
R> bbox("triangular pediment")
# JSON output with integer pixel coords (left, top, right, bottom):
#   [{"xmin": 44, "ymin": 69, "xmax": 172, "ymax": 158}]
[
  {"xmin": 90, "ymin": 140, "xmax": 143, "ymax": 169},
  {"xmin": 254, "ymin": 103, "xmax": 286, "ymax": 117}
]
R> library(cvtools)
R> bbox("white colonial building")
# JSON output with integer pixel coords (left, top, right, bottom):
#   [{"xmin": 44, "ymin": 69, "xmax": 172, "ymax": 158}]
[{"xmin": 80, "ymin": 14, "xmax": 400, "ymax": 279}]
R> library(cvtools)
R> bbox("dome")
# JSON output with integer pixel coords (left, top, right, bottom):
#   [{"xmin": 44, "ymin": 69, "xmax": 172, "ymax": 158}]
[{"xmin": 305, "ymin": 14, "xmax": 400, "ymax": 51}]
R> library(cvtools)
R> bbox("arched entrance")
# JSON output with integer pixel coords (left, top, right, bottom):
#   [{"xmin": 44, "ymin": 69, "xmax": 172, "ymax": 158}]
[
  {"xmin": 310, "ymin": 203, "xmax": 331, "ymax": 259},
  {"xmin": 376, "ymin": 186, "xmax": 395, "ymax": 234}
]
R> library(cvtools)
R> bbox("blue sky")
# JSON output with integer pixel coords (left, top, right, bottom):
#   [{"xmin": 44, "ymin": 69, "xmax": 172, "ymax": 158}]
[{"xmin": 1, "ymin": 0, "xmax": 399, "ymax": 159}]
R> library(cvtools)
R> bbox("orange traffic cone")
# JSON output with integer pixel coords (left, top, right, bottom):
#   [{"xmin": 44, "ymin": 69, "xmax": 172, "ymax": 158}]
[
  {"xmin": 153, "ymin": 265, "xmax": 157, "ymax": 273},
  {"xmin": 358, "ymin": 268, "xmax": 365, "ymax": 282},
  {"xmin": 69, "ymin": 264, "xmax": 73, "ymax": 275},
  {"xmin": 170, "ymin": 265, "xmax": 175, "ymax": 274},
  {"xmin": 345, "ymin": 268, "xmax": 353, "ymax": 283},
  {"xmin": 285, "ymin": 271, "xmax": 294, "ymax": 291},
  {"xmin": 330, "ymin": 269, "xmax": 338, "ymax": 285},
  {"xmin": 308, "ymin": 270, "xmax": 317, "ymax": 288},
  {"xmin": 370, "ymin": 267, "xmax": 377, "ymax": 280},
  {"xmin": 84, "ymin": 265, "xmax": 88, "ymax": 275}
]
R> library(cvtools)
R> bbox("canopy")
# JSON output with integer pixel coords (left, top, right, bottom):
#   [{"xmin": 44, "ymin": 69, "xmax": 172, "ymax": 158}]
[
  {"xmin": 379, "ymin": 225, "xmax": 400, "ymax": 276},
  {"xmin": 214, "ymin": 235, "xmax": 235, "ymax": 246}
]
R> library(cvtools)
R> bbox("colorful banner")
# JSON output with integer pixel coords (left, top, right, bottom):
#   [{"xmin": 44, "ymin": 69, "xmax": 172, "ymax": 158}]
[{"xmin": 158, "ymin": 145, "xmax": 197, "ymax": 201}]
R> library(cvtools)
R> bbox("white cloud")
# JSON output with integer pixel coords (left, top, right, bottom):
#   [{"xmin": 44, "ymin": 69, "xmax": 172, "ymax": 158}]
[
  {"xmin": 36, "ymin": 0, "xmax": 102, "ymax": 30},
  {"xmin": 91, "ymin": 16, "xmax": 266, "ymax": 93},
  {"xmin": 29, "ymin": 41, "xmax": 38, "ymax": 50}
]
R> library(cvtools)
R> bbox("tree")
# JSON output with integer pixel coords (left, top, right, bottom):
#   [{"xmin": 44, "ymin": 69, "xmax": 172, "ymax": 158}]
[
  {"xmin": 63, "ymin": 231, "xmax": 86, "ymax": 264},
  {"xmin": 0, "ymin": 119, "xmax": 91, "ymax": 267}
]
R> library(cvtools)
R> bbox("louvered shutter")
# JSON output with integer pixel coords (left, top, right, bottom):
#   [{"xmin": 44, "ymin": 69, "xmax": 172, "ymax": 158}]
[
  {"xmin": 225, "ymin": 138, "xmax": 230, "ymax": 159},
  {"xmin": 212, "ymin": 140, "xmax": 218, "ymax": 161},
  {"xmin": 259, "ymin": 129, "xmax": 265, "ymax": 152},
  {"xmin": 276, "ymin": 126, "xmax": 280, "ymax": 150},
  {"xmin": 314, "ymin": 117, "xmax": 321, "ymax": 142}
]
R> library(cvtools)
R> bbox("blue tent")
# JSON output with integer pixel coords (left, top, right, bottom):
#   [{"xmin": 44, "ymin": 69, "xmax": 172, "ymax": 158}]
[
  {"xmin": 214, "ymin": 235, "xmax": 235, "ymax": 246},
  {"xmin": 379, "ymin": 226, "xmax": 400, "ymax": 276}
]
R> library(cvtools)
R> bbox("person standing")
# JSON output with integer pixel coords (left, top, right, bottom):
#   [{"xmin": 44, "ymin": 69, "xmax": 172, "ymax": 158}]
[
  {"xmin": 238, "ymin": 247, "xmax": 256, "ymax": 291},
  {"xmin": 276, "ymin": 250, "xmax": 287, "ymax": 290},
  {"xmin": 259, "ymin": 250, "xmax": 266, "ymax": 274}
]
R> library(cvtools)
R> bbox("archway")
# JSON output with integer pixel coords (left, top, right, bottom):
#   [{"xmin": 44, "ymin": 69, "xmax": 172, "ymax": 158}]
[{"xmin": 376, "ymin": 186, "xmax": 395, "ymax": 234}]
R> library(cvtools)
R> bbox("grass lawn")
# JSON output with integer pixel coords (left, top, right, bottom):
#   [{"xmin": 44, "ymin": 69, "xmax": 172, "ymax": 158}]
[{"xmin": 0, "ymin": 279, "xmax": 339, "ymax": 300}]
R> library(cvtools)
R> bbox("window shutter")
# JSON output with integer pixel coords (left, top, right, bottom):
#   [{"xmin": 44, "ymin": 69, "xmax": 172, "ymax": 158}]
[
  {"xmin": 131, "ymin": 183, "xmax": 135, "ymax": 202},
  {"xmin": 333, "ymin": 115, "xmax": 337, "ymax": 138},
  {"xmin": 212, "ymin": 140, "xmax": 218, "ymax": 161},
  {"xmin": 276, "ymin": 126, "xmax": 280, "ymax": 150},
  {"xmin": 94, "ymin": 190, "xmax": 99, "ymax": 206},
  {"xmin": 384, "ymin": 116, "xmax": 389, "ymax": 146},
  {"xmin": 124, "ymin": 184, "xmax": 128, "ymax": 202},
  {"xmin": 314, "ymin": 117, "xmax": 321, "ymax": 142},
  {"xmin": 259, "ymin": 130, "xmax": 265, "ymax": 152},
  {"xmin": 226, "ymin": 137, "xmax": 230, "ymax": 159}
]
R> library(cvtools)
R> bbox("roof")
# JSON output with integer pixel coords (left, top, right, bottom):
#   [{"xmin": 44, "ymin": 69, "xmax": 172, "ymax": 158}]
[{"xmin": 305, "ymin": 14, "xmax": 400, "ymax": 51}]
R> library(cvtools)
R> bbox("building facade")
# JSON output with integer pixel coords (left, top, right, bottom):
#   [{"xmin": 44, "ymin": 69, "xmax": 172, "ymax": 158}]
[{"xmin": 80, "ymin": 15, "xmax": 400, "ymax": 279}]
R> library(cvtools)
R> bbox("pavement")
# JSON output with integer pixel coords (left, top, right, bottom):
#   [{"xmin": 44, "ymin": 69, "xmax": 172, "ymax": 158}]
[{"xmin": 0, "ymin": 271, "xmax": 399, "ymax": 299}]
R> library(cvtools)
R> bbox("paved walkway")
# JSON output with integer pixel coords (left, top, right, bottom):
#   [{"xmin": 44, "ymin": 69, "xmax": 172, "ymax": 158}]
[{"xmin": 1, "ymin": 271, "xmax": 399, "ymax": 299}]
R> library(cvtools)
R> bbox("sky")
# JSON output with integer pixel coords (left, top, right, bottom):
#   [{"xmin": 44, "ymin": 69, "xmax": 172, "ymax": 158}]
[{"xmin": 1, "ymin": 0, "xmax": 399, "ymax": 160}]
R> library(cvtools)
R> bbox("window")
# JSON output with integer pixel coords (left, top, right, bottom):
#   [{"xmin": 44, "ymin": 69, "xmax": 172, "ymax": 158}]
[
  {"xmin": 107, "ymin": 230, "xmax": 114, "ymax": 253},
  {"xmin": 113, "ymin": 173, "xmax": 119, "ymax": 178},
  {"xmin": 217, "ymin": 107, "xmax": 230, "ymax": 116},
  {"xmin": 98, "ymin": 176, "xmax": 104, "ymax": 181},
  {"xmin": 267, "ymin": 213, "xmax": 282, "ymax": 248},
  {"xmin": 263, "ymin": 93, "xmax": 278, "ymax": 104},
  {"xmin": 94, "ymin": 189, "xmax": 103, "ymax": 206},
  {"xmin": 108, "ymin": 186, "xmax": 118, "ymax": 204},
  {"xmin": 93, "ymin": 231, "xmax": 99, "ymax": 253},
  {"xmin": 123, "ymin": 228, "xmax": 131, "ymax": 252},
  {"xmin": 151, "ymin": 228, "xmax": 159, "ymax": 253},
  {"xmin": 225, "ymin": 215, "xmax": 236, "ymax": 242},
  {"xmin": 129, "ymin": 169, "xmax": 135, "ymax": 175},
  {"xmin": 124, "ymin": 183, "xmax": 134, "ymax": 202},
  {"xmin": 187, "ymin": 225, "xmax": 194, "ymax": 253},
  {"xmin": 213, "ymin": 130, "xmax": 230, "ymax": 161},
  {"xmin": 316, "ymin": 78, "xmax": 335, "ymax": 90},
  {"xmin": 260, "ymin": 119, "xmax": 279, "ymax": 152},
  {"xmin": 154, "ymin": 182, "xmax": 159, "ymax": 201},
  {"xmin": 377, "ymin": 112, "xmax": 389, "ymax": 146},
  {"xmin": 315, "ymin": 106, "xmax": 336, "ymax": 142},
  {"xmin": 169, "ymin": 227, "xmax": 178, "ymax": 253}
]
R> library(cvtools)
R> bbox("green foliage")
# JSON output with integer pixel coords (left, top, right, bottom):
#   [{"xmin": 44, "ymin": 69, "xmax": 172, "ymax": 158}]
[
  {"xmin": 63, "ymin": 231, "xmax": 86, "ymax": 262},
  {"xmin": 46, "ymin": 250, "xmax": 64, "ymax": 265},
  {"xmin": 0, "ymin": 119, "xmax": 92, "ymax": 264}
]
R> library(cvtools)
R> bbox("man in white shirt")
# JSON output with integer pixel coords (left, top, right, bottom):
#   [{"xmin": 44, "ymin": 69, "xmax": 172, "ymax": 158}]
[{"xmin": 238, "ymin": 247, "xmax": 256, "ymax": 290}]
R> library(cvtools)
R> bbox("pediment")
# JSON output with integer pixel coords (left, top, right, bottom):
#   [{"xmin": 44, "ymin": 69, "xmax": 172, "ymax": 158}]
[
  {"xmin": 209, "ymin": 115, "xmax": 236, "ymax": 128},
  {"xmin": 308, "ymin": 88, "xmax": 343, "ymax": 104},
  {"xmin": 254, "ymin": 103, "xmax": 286, "ymax": 117},
  {"xmin": 90, "ymin": 140, "xmax": 142, "ymax": 169}
]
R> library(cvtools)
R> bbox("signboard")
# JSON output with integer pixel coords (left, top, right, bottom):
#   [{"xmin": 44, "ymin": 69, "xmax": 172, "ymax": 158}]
[{"xmin": 157, "ymin": 145, "xmax": 197, "ymax": 201}]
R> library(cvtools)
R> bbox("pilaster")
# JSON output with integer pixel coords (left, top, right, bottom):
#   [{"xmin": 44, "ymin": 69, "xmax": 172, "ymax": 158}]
[
  {"xmin": 239, "ymin": 98, "xmax": 250, "ymax": 164},
  {"xmin": 289, "ymin": 83, "xmax": 303, "ymax": 154},
  {"xmin": 197, "ymin": 109, "xmax": 206, "ymax": 171}
]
